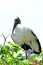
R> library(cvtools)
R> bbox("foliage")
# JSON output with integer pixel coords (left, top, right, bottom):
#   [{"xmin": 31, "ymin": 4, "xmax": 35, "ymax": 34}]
[{"xmin": 0, "ymin": 42, "xmax": 43, "ymax": 65}]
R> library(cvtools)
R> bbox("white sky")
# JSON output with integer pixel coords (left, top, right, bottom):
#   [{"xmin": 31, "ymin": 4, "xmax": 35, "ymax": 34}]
[{"xmin": 0, "ymin": 0, "xmax": 43, "ymax": 48}]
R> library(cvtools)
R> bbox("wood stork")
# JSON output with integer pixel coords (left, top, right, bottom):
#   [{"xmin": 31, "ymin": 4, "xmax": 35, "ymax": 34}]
[{"xmin": 11, "ymin": 17, "xmax": 41, "ymax": 59}]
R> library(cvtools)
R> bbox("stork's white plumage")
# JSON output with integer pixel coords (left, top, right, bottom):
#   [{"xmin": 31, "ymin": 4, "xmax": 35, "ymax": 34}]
[{"xmin": 11, "ymin": 17, "xmax": 41, "ymax": 59}]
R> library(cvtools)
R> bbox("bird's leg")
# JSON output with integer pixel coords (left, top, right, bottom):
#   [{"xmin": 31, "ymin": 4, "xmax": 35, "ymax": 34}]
[
  {"xmin": 25, "ymin": 50, "xmax": 33, "ymax": 59},
  {"xmin": 27, "ymin": 49, "xmax": 34, "ymax": 61},
  {"xmin": 25, "ymin": 51, "xmax": 27, "ymax": 59},
  {"xmin": 23, "ymin": 44, "xmax": 28, "ymax": 59}
]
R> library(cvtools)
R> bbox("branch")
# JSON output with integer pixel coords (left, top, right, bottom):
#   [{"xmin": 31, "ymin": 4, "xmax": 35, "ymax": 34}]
[{"xmin": 2, "ymin": 33, "xmax": 10, "ymax": 45}]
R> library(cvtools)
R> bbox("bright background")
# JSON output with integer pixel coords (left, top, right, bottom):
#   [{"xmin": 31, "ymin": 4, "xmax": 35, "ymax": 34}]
[{"xmin": 0, "ymin": 0, "xmax": 43, "ymax": 48}]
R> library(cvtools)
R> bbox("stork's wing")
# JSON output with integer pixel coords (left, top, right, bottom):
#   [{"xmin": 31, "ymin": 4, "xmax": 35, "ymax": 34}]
[
  {"xmin": 22, "ymin": 28, "xmax": 41, "ymax": 54},
  {"xmin": 30, "ymin": 30, "xmax": 41, "ymax": 53}
]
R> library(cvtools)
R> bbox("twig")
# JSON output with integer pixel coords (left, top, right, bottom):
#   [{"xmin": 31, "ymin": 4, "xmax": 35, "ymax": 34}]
[{"xmin": 2, "ymin": 33, "xmax": 10, "ymax": 45}]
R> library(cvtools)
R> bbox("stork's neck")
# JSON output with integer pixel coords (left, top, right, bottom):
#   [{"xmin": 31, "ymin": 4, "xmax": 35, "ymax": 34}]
[
  {"xmin": 14, "ymin": 23, "xmax": 18, "ymax": 29},
  {"xmin": 12, "ymin": 22, "xmax": 18, "ymax": 34}
]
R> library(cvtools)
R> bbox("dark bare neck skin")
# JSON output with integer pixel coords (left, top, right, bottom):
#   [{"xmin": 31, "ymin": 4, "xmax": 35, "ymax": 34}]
[{"xmin": 12, "ymin": 22, "xmax": 18, "ymax": 34}]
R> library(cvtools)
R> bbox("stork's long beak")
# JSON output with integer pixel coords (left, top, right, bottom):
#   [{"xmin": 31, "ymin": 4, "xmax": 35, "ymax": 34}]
[{"xmin": 12, "ymin": 22, "xmax": 17, "ymax": 34}]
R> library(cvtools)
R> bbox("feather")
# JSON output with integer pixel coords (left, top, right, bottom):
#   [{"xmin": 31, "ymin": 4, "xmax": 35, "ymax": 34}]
[
  {"xmin": 11, "ymin": 26, "xmax": 41, "ymax": 53},
  {"xmin": 11, "ymin": 17, "xmax": 41, "ymax": 55}
]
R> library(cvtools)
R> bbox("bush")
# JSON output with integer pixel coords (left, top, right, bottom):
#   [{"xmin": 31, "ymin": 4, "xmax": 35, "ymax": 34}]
[{"xmin": 0, "ymin": 42, "xmax": 43, "ymax": 65}]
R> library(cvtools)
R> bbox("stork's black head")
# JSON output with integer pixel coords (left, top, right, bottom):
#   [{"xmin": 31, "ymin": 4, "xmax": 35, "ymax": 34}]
[
  {"xmin": 12, "ymin": 17, "xmax": 21, "ymax": 34},
  {"xmin": 15, "ymin": 17, "xmax": 21, "ymax": 24}
]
